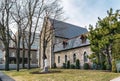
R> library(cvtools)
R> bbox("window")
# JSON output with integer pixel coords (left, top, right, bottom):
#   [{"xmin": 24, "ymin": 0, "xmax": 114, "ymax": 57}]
[
  {"xmin": 58, "ymin": 56, "xmax": 60, "ymax": 63},
  {"xmin": 84, "ymin": 51, "xmax": 88, "ymax": 63},
  {"xmin": 73, "ymin": 54, "xmax": 76, "ymax": 63},
  {"xmin": 63, "ymin": 40, "xmax": 68, "ymax": 48},
  {"xmin": 80, "ymin": 34, "xmax": 87, "ymax": 43},
  {"xmin": 65, "ymin": 55, "xmax": 67, "ymax": 63},
  {"xmin": 11, "ymin": 52, "xmax": 15, "ymax": 57}
]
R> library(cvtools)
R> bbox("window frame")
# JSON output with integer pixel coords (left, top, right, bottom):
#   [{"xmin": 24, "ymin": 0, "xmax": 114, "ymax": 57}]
[
  {"xmin": 73, "ymin": 54, "xmax": 76, "ymax": 63},
  {"xmin": 84, "ymin": 51, "xmax": 88, "ymax": 63},
  {"xmin": 58, "ymin": 56, "xmax": 60, "ymax": 63},
  {"xmin": 65, "ymin": 55, "xmax": 67, "ymax": 63}
]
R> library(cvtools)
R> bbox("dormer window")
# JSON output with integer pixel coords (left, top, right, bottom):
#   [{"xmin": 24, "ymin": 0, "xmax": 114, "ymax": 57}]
[
  {"xmin": 80, "ymin": 34, "xmax": 87, "ymax": 43},
  {"xmin": 63, "ymin": 40, "xmax": 68, "ymax": 48}
]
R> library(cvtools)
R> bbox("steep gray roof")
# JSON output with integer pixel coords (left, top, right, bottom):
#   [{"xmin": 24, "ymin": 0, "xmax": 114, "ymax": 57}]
[
  {"xmin": 49, "ymin": 19, "xmax": 88, "ymax": 39},
  {"xmin": 54, "ymin": 37, "xmax": 90, "ymax": 52}
]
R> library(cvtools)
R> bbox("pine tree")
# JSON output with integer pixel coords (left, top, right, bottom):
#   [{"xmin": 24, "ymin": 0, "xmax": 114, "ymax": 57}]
[{"xmin": 89, "ymin": 8, "xmax": 120, "ymax": 71}]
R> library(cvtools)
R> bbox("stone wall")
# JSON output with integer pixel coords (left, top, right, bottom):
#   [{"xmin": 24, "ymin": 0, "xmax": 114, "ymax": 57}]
[
  {"xmin": 39, "ymin": 18, "xmax": 92, "ymax": 69},
  {"xmin": 39, "ymin": 18, "xmax": 53, "ymax": 68},
  {"xmin": 54, "ymin": 45, "xmax": 92, "ymax": 68}
]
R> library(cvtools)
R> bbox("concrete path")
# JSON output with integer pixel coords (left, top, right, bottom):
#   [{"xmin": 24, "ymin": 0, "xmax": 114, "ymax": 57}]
[
  {"xmin": 0, "ymin": 71, "xmax": 15, "ymax": 81},
  {"xmin": 110, "ymin": 77, "xmax": 120, "ymax": 81}
]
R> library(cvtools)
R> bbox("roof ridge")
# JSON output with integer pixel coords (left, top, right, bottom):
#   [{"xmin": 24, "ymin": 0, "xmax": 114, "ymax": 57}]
[{"xmin": 49, "ymin": 18, "xmax": 87, "ymax": 29}]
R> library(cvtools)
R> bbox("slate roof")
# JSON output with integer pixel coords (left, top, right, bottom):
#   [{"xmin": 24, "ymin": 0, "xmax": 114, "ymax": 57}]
[
  {"xmin": 49, "ymin": 18, "xmax": 88, "ymax": 39},
  {"xmin": 54, "ymin": 36, "xmax": 90, "ymax": 52}
]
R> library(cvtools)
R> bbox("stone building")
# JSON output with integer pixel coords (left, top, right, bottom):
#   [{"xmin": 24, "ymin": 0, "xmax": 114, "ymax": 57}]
[
  {"xmin": 1, "ymin": 31, "xmax": 39, "ymax": 64},
  {"xmin": 2, "ymin": 47, "xmax": 38, "ymax": 64},
  {"xmin": 39, "ymin": 17, "xmax": 92, "ymax": 68}
]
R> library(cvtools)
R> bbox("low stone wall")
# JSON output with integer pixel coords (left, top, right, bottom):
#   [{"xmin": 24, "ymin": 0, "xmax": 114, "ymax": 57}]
[{"xmin": 0, "ymin": 64, "xmax": 38, "ymax": 70}]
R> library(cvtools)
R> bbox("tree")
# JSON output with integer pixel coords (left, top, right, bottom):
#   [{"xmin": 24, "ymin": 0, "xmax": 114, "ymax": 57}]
[
  {"xmin": 22, "ymin": 29, "xmax": 26, "ymax": 69},
  {"xmin": 10, "ymin": 0, "xmax": 45, "ymax": 70},
  {"xmin": 40, "ymin": 0, "xmax": 63, "ymax": 72},
  {"xmin": 112, "ymin": 34, "xmax": 120, "ymax": 60},
  {"xmin": 0, "ymin": 0, "xmax": 14, "ymax": 71},
  {"xmin": 9, "ymin": 0, "xmax": 42, "ymax": 70},
  {"xmin": 89, "ymin": 8, "xmax": 120, "ymax": 71},
  {"xmin": 10, "ymin": 0, "xmax": 26, "ymax": 71},
  {"xmin": 0, "ymin": 0, "xmax": 63, "ymax": 71},
  {"xmin": 24, "ymin": 0, "xmax": 49, "ymax": 69},
  {"xmin": 15, "ymin": 0, "xmax": 63, "ymax": 70},
  {"xmin": 88, "ymin": 26, "xmax": 103, "ymax": 69}
]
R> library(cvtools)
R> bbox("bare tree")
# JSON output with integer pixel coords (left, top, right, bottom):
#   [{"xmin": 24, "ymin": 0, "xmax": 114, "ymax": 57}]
[
  {"xmin": 40, "ymin": 0, "xmax": 63, "ymax": 72},
  {"xmin": 22, "ymin": 0, "xmax": 63, "ymax": 70},
  {"xmin": 9, "ymin": 0, "xmax": 44, "ymax": 70},
  {"xmin": 10, "ymin": 0, "xmax": 26, "ymax": 71},
  {"xmin": 23, "ymin": 0, "xmax": 45, "ymax": 69},
  {"xmin": 0, "ymin": 0, "xmax": 14, "ymax": 71},
  {"xmin": 0, "ymin": 0, "xmax": 63, "ymax": 71},
  {"xmin": 22, "ymin": 29, "xmax": 26, "ymax": 69}
]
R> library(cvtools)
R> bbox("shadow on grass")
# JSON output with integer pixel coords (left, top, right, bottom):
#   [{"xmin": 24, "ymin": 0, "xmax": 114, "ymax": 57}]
[
  {"xmin": 0, "ymin": 78, "xmax": 2, "ymax": 81},
  {"xmin": 30, "ymin": 70, "xmax": 62, "ymax": 74}
]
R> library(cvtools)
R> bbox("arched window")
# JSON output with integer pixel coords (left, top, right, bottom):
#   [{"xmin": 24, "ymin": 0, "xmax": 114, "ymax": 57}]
[
  {"xmin": 65, "ymin": 55, "xmax": 67, "ymax": 63},
  {"xmin": 58, "ymin": 56, "xmax": 60, "ymax": 63},
  {"xmin": 84, "ymin": 51, "xmax": 88, "ymax": 63},
  {"xmin": 73, "ymin": 54, "xmax": 76, "ymax": 62}
]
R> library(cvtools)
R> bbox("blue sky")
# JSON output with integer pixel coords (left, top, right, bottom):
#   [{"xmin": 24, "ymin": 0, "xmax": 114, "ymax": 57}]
[{"xmin": 61, "ymin": 0, "xmax": 120, "ymax": 29}]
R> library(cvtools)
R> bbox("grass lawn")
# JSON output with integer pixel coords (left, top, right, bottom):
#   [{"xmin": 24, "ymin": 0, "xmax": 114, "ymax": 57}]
[{"xmin": 3, "ymin": 68, "xmax": 120, "ymax": 81}]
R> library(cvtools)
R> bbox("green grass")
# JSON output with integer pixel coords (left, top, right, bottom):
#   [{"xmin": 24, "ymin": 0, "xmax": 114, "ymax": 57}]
[{"xmin": 3, "ymin": 68, "xmax": 120, "ymax": 81}]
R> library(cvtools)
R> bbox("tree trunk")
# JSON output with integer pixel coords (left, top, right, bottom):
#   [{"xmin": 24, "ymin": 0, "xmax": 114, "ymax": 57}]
[
  {"xmin": 22, "ymin": 36, "xmax": 25, "ymax": 69},
  {"xmin": 106, "ymin": 46, "xmax": 112, "ymax": 70},
  {"xmin": 96, "ymin": 52, "xmax": 101, "ymax": 69},
  {"xmin": 16, "ymin": 33, "xmax": 21, "ymax": 71},
  {"xmin": 5, "ymin": 0, "xmax": 10, "ymax": 71},
  {"xmin": 22, "ymin": 48, "xmax": 25, "ymax": 69},
  {"xmin": 5, "ymin": 45, "xmax": 9, "ymax": 71},
  {"xmin": 16, "ymin": 47, "xmax": 20, "ymax": 71},
  {"xmin": 27, "ymin": 45, "xmax": 31, "ymax": 69}
]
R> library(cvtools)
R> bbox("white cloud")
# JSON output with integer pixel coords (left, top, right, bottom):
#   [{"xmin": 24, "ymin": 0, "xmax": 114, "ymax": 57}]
[
  {"xmin": 61, "ymin": 0, "xmax": 120, "ymax": 29},
  {"xmin": 10, "ymin": 0, "xmax": 120, "ymax": 32},
  {"xmin": 61, "ymin": 0, "xmax": 97, "ymax": 29},
  {"xmin": 61, "ymin": 0, "xmax": 86, "ymax": 26}
]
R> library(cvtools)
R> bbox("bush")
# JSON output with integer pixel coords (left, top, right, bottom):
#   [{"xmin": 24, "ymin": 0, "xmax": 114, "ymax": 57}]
[
  {"xmin": 76, "ymin": 59, "xmax": 80, "ymax": 69},
  {"xmin": 112, "ymin": 59, "xmax": 117, "ymax": 72},
  {"xmin": 97, "ymin": 64, "xmax": 101, "ymax": 70},
  {"xmin": 92, "ymin": 63, "xmax": 97, "ymax": 70},
  {"xmin": 105, "ymin": 62, "xmax": 111, "ymax": 70},
  {"xmin": 70, "ymin": 64, "xmax": 75, "ymax": 69},
  {"xmin": 101, "ymin": 62, "xmax": 106, "ymax": 70},
  {"xmin": 67, "ymin": 60, "xmax": 70, "ymax": 69},
  {"xmin": 106, "ymin": 65, "xmax": 111, "ymax": 70},
  {"xmin": 52, "ymin": 63, "xmax": 57, "ymax": 69},
  {"xmin": 62, "ymin": 63, "xmax": 66, "ymax": 69},
  {"xmin": 83, "ymin": 63, "xmax": 90, "ymax": 69}
]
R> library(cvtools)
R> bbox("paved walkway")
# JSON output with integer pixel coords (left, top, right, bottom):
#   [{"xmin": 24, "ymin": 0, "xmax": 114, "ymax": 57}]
[
  {"xmin": 110, "ymin": 77, "xmax": 120, "ymax": 81},
  {"xmin": 0, "ymin": 71, "xmax": 15, "ymax": 81}
]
